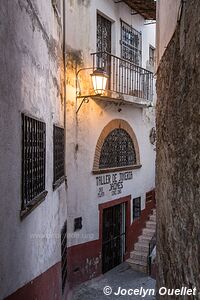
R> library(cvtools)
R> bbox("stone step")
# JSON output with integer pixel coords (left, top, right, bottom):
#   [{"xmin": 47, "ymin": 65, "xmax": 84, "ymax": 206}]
[
  {"xmin": 138, "ymin": 235, "xmax": 152, "ymax": 243},
  {"xmin": 138, "ymin": 235, "xmax": 151, "ymax": 246},
  {"xmin": 131, "ymin": 259, "xmax": 148, "ymax": 267},
  {"xmin": 130, "ymin": 250, "xmax": 148, "ymax": 262},
  {"xmin": 136, "ymin": 239, "xmax": 150, "ymax": 246},
  {"xmin": 126, "ymin": 258, "xmax": 147, "ymax": 273},
  {"xmin": 146, "ymin": 221, "xmax": 156, "ymax": 229},
  {"xmin": 134, "ymin": 242, "xmax": 149, "ymax": 252},
  {"xmin": 142, "ymin": 228, "xmax": 155, "ymax": 237},
  {"xmin": 149, "ymin": 215, "xmax": 156, "ymax": 222},
  {"xmin": 152, "ymin": 209, "xmax": 156, "ymax": 215}
]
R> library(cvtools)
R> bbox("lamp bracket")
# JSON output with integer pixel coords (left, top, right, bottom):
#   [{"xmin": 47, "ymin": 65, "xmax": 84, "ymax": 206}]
[
  {"xmin": 76, "ymin": 94, "xmax": 101, "ymax": 114},
  {"xmin": 76, "ymin": 97, "xmax": 90, "ymax": 114},
  {"xmin": 75, "ymin": 65, "xmax": 108, "ymax": 113}
]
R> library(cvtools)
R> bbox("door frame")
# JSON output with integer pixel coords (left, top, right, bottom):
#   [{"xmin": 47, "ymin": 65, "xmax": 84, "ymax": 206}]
[{"xmin": 99, "ymin": 195, "xmax": 131, "ymax": 272}]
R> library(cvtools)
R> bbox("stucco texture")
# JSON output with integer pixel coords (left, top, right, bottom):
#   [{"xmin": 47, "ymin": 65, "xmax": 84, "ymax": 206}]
[
  {"xmin": 0, "ymin": 0, "xmax": 66, "ymax": 298},
  {"xmin": 156, "ymin": 1, "xmax": 200, "ymax": 299}
]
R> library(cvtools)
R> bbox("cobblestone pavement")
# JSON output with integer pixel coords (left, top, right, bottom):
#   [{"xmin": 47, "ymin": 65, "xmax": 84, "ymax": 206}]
[{"xmin": 72, "ymin": 262, "xmax": 156, "ymax": 300}]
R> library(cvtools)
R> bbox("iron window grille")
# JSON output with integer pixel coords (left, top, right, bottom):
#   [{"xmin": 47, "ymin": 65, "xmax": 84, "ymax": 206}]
[
  {"xmin": 99, "ymin": 128, "xmax": 136, "ymax": 169},
  {"xmin": 21, "ymin": 114, "xmax": 47, "ymax": 214},
  {"xmin": 149, "ymin": 45, "xmax": 155, "ymax": 67},
  {"xmin": 120, "ymin": 20, "xmax": 142, "ymax": 66},
  {"xmin": 53, "ymin": 125, "xmax": 65, "ymax": 189},
  {"xmin": 97, "ymin": 14, "xmax": 112, "ymax": 54},
  {"xmin": 96, "ymin": 13, "xmax": 112, "ymax": 86},
  {"xmin": 133, "ymin": 197, "xmax": 141, "ymax": 220},
  {"xmin": 61, "ymin": 220, "xmax": 67, "ymax": 292}
]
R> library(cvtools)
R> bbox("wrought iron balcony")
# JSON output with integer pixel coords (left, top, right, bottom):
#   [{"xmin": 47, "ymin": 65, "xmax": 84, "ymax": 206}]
[{"xmin": 91, "ymin": 51, "xmax": 153, "ymax": 104}]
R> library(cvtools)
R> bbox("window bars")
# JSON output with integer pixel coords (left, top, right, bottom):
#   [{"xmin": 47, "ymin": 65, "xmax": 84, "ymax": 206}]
[
  {"xmin": 120, "ymin": 20, "xmax": 142, "ymax": 66},
  {"xmin": 97, "ymin": 14, "xmax": 112, "ymax": 54},
  {"xmin": 99, "ymin": 128, "xmax": 137, "ymax": 169},
  {"xmin": 133, "ymin": 197, "xmax": 141, "ymax": 220},
  {"xmin": 53, "ymin": 125, "xmax": 65, "ymax": 188},
  {"xmin": 21, "ymin": 114, "xmax": 46, "ymax": 210}
]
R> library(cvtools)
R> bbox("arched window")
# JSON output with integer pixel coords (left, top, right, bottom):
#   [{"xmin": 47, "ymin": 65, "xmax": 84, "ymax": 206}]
[
  {"xmin": 99, "ymin": 128, "xmax": 136, "ymax": 169},
  {"xmin": 93, "ymin": 119, "xmax": 141, "ymax": 174}
]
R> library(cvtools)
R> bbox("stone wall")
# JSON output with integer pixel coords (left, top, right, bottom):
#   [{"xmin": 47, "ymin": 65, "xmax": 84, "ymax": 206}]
[{"xmin": 156, "ymin": 1, "xmax": 200, "ymax": 298}]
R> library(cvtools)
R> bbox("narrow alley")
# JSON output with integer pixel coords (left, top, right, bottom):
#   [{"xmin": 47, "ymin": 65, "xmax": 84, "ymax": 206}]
[
  {"xmin": 0, "ymin": 0, "xmax": 199, "ymax": 300},
  {"xmin": 72, "ymin": 263, "xmax": 155, "ymax": 300}
]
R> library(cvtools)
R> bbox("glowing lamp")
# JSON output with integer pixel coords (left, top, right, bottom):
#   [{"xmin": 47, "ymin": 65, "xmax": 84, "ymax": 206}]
[{"xmin": 91, "ymin": 69, "xmax": 108, "ymax": 95}]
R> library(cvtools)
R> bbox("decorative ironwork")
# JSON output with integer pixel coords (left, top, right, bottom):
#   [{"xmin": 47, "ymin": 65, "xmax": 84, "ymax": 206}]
[
  {"xmin": 99, "ymin": 128, "xmax": 136, "ymax": 169},
  {"xmin": 133, "ymin": 197, "xmax": 141, "ymax": 220},
  {"xmin": 102, "ymin": 203, "xmax": 126, "ymax": 273},
  {"xmin": 61, "ymin": 220, "xmax": 67, "ymax": 292},
  {"xmin": 92, "ymin": 51, "xmax": 153, "ymax": 101},
  {"xmin": 53, "ymin": 125, "xmax": 64, "ymax": 186},
  {"xmin": 97, "ymin": 14, "xmax": 112, "ymax": 86},
  {"xmin": 121, "ymin": 20, "xmax": 142, "ymax": 66},
  {"xmin": 22, "ymin": 114, "xmax": 46, "ymax": 209},
  {"xmin": 97, "ymin": 14, "xmax": 111, "ymax": 54}
]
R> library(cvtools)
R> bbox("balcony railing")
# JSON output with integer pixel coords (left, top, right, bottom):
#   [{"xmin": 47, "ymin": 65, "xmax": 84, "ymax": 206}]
[{"xmin": 91, "ymin": 51, "xmax": 153, "ymax": 101}]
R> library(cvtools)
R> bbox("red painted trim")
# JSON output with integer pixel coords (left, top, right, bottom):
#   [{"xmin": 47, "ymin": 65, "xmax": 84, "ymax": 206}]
[
  {"xmin": 67, "ymin": 196, "xmax": 131, "ymax": 288},
  {"xmin": 127, "ymin": 193, "xmax": 156, "ymax": 256},
  {"xmin": 5, "ymin": 190, "xmax": 156, "ymax": 299},
  {"xmin": 67, "ymin": 191, "xmax": 155, "ymax": 288},
  {"xmin": 4, "ymin": 262, "xmax": 63, "ymax": 300},
  {"xmin": 67, "ymin": 239, "xmax": 101, "ymax": 289}
]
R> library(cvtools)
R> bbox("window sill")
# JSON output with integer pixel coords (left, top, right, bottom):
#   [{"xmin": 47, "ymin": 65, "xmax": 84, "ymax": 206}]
[
  {"xmin": 92, "ymin": 164, "xmax": 142, "ymax": 175},
  {"xmin": 20, "ymin": 190, "xmax": 48, "ymax": 220},
  {"xmin": 53, "ymin": 176, "xmax": 65, "ymax": 191}
]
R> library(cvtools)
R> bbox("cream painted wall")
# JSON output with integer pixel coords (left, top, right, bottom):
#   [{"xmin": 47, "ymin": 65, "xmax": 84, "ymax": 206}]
[
  {"xmin": 156, "ymin": 0, "xmax": 181, "ymax": 65},
  {"xmin": 0, "ymin": 1, "xmax": 66, "ymax": 299},
  {"xmin": 65, "ymin": 0, "xmax": 156, "ymax": 247}
]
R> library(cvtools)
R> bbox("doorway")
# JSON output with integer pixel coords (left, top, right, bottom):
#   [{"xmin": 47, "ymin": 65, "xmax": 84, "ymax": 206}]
[{"xmin": 102, "ymin": 202, "xmax": 126, "ymax": 273}]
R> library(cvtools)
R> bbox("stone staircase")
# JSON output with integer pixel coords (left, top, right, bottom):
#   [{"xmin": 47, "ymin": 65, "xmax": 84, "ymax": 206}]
[{"xmin": 126, "ymin": 208, "xmax": 156, "ymax": 273}]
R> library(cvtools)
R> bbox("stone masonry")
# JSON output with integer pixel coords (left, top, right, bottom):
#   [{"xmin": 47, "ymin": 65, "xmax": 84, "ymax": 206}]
[{"xmin": 156, "ymin": 1, "xmax": 200, "ymax": 299}]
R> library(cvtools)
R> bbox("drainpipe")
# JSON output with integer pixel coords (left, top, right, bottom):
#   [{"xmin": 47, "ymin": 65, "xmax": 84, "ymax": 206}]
[{"xmin": 63, "ymin": 0, "xmax": 67, "ymax": 187}]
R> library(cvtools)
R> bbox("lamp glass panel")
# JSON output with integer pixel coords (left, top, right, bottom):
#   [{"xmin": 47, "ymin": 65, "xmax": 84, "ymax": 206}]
[{"xmin": 92, "ymin": 74, "xmax": 107, "ymax": 95}]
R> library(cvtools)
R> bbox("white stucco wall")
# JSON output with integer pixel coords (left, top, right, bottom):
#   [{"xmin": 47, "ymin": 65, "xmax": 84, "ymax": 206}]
[
  {"xmin": 0, "ymin": 1, "xmax": 66, "ymax": 299},
  {"xmin": 65, "ymin": 0, "xmax": 156, "ymax": 247},
  {"xmin": 156, "ymin": 0, "xmax": 181, "ymax": 64}
]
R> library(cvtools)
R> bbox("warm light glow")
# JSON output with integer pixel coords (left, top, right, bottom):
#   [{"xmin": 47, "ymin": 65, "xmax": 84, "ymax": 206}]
[{"xmin": 91, "ymin": 69, "xmax": 108, "ymax": 95}]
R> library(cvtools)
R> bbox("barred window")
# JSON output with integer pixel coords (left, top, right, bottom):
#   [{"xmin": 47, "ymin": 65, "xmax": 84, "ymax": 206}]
[
  {"xmin": 121, "ymin": 20, "xmax": 142, "ymax": 66},
  {"xmin": 133, "ymin": 197, "xmax": 141, "ymax": 220},
  {"xmin": 21, "ymin": 114, "xmax": 47, "ymax": 216},
  {"xmin": 53, "ymin": 125, "xmax": 65, "ymax": 189},
  {"xmin": 61, "ymin": 220, "xmax": 67, "ymax": 292},
  {"xmin": 149, "ymin": 45, "xmax": 155, "ymax": 67},
  {"xmin": 99, "ymin": 128, "xmax": 136, "ymax": 169}
]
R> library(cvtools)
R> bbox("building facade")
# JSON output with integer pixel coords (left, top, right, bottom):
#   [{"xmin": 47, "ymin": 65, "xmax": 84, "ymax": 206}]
[
  {"xmin": 156, "ymin": 0, "xmax": 200, "ymax": 298},
  {"xmin": 65, "ymin": 0, "xmax": 156, "ymax": 288},
  {"xmin": 0, "ymin": 0, "xmax": 68, "ymax": 299},
  {"xmin": 0, "ymin": 0, "xmax": 156, "ymax": 299}
]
